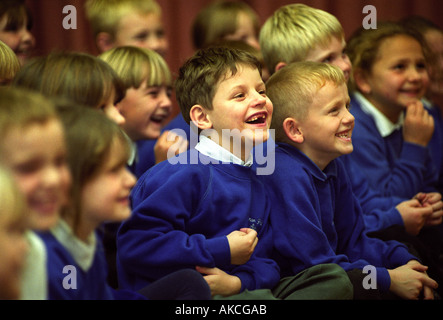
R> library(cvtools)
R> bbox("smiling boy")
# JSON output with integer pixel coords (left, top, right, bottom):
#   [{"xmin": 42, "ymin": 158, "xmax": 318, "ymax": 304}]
[
  {"xmin": 262, "ymin": 61, "xmax": 438, "ymax": 299},
  {"xmin": 116, "ymin": 47, "xmax": 352, "ymax": 299}
]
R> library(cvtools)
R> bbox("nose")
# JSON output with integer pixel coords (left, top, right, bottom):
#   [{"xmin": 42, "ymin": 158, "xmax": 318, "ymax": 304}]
[
  {"xmin": 125, "ymin": 169, "xmax": 136, "ymax": 188},
  {"xmin": 159, "ymin": 88, "xmax": 172, "ymax": 112},
  {"xmin": 336, "ymin": 55, "xmax": 352, "ymax": 81},
  {"xmin": 343, "ymin": 108, "xmax": 355, "ymax": 124}
]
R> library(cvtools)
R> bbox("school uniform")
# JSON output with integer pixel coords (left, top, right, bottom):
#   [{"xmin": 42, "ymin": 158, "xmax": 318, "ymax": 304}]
[
  {"xmin": 117, "ymin": 135, "xmax": 280, "ymax": 293},
  {"xmin": 39, "ymin": 220, "xmax": 144, "ymax": 300},
  {"xmin": 344, "ymin": 92, "xmax": 438, "ymax": 199},
  {"xmin": 259, "ymin": 143, "xmax": 418, "ymax": 293}
]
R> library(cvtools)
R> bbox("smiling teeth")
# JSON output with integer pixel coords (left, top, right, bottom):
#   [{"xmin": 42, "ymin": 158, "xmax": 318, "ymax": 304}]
[{"xmin": 247, "ymin": 114, "xmax": 265, "ymax": 122}]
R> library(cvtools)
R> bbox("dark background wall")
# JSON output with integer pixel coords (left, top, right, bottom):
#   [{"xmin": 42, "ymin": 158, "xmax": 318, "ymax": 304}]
[{"xmin": 26, "ymin": 0, "xmax": 443, "ymax": 118}]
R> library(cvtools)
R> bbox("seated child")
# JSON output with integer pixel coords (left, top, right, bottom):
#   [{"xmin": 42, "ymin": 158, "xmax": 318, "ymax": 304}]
[
  {"xmin": 85, "ymin": 0, "xmax": 168, "ymax": 57},
  {"xmin": 0, "ymin": 165, "xmax": 29, "ymax": 300},
  {"xmin": 0, "ymin": 87, "xmax": 71, "ymax": 299},
  {"xmin": 0, "ymin": 0, "xmax": 35, "ymax": 65},
  {"xmin": 116, "ymin": 46, "xmax": 353, "ymax": 299},
  {"xmin": 259, "ymin": 3, "xmax": 443, "ymax": 252},
  {"xmin": 12, "ymin": 51, "xmax": 126, "ymax": 126},
  {"xmin": 41, "ymin": 101, "xmax": 210, "ymax": 300},
  {"xmin": 191, "ymin": 0, "xmax": 260, "ymax": 51},
  {"xmin": 99, "ymin": 46, "xmax": 187, "ymax": 176},
  {"xmin": 263, "ymin": 60, "xmax": 438, "ymax": 299},
  {"xmin": 0, "ymin": 39, "xmax": 20, "ymax": 85}
]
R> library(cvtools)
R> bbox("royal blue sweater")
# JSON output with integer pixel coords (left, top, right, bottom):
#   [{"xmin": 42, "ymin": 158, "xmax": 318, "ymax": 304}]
[
  {"xmin": 344, "ymin": 96, "xmax": 439, "ymax": 198},
  {"xmin": 117, "ymin": 149, "xmax": 280, "ymax": 292},
  {"xmin": 258, "ymin": 143, "xmax": 417, "ymax": 292}
]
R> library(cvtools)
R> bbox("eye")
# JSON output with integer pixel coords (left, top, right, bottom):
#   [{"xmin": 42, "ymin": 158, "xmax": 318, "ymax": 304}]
[
  {"xmin": 134, "ymin": 32, "xmax": 149, "ymax": 41},
  {"xmin": 416, "ymin": 62, "xmax": 427, "ymax": 70},
  {"xmin": 393, "ymin": 63, "xmax": 406, "ymax": 71},
  {"xmin": 233, "ymin": 92, "xmax": 245, "ymax": 99},
  {"xmin": 322, "ymin": 55, "xmax": 333, "ymax": 63}
]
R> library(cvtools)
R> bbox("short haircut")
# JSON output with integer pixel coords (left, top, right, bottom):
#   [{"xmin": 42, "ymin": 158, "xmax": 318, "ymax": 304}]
[
  {"xmin": 0, "ymin": 86, "xmax": 57, "ymax": 139},
  {"xmin": 266, "ymin": 61, "xmax": 346, "ymax": 143},
  {"xmin": 99, "ymin": 46, "xmax": 171, "ymax": 90},
  {"xmin": 0, "ymin": 40, "xmax": 20, "ymax": 84},
  {"xmin": 191, "ymin": 0, "xmax": 259, "ymax": 50},
  {"xmin": 12, "ymin": 51, "xmax": 125, "ymax": 109},
  {"xmin": 175, "ymin": 46, "xmax": 262, "ymax": 125},
  {"xmin": 259, "ymin": 4, "xmax": 344, "ymax": 75},
  {"xmin": 85, "ymin": 0, "xmax": 161, "ymax": 38},
  {"xmin": 346, "ymin": 21, "xmax": 427, "ymax": 92}
]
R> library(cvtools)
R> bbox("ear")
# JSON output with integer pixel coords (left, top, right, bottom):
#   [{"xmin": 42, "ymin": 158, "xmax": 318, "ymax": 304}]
[
  {"xmin": 353, "ymin": 69, "xmax": 372, "ymax": 94},
  {"xmin": 190, "ymin": 105, "xmax": 212, "ymax": 130},
  {"xmin": 96, "ymin": 32, "xmax": 115, "ymax": 53},
  {"xmin": 283, "ymin": 117, "xmax": 304, "ymax": 144},
  {"xmin": 275, "ymin": 62, "xmax": 287, "ymax": 73}
]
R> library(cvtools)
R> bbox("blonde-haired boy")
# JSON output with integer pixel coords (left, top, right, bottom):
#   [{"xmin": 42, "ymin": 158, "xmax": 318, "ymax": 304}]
[
  {"xmin": 85, "ymin": 0, "xmax": 168, "ymax": 56},
  {"xmin": 263, "ymin": 61, "xmax": 438, "ymax": 299},
  {"xmin": 259, "ymin": 3, "xmax": 350, "ymax": 79}
]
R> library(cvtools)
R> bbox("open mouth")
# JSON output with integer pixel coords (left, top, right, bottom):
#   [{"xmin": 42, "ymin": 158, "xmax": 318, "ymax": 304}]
[
  {"xmin": 245, "ymin": 112, "xmax": 267, "ymax": 125},
  {"xmin": 150, "ymin": 114, "xmax": 168, "ymax": 124},
  {"xmin": 335, "ymin": 130, "xmax": 352, "ymax": 141}
]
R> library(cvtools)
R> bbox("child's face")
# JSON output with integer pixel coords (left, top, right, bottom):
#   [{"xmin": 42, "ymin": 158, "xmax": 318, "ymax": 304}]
[
  {"xmin": 0, "ymin": 14, "xmax": 35, "ymax": 65},
  {"xmin": 0, "ymin": 119, "xmax": 71, "ymax": 231},
  {"xmin": 305, "ymin": 36, "xmax": 352, "ymax": 82},
  {"xmin": 362, "ymin": 35, "xmax": 429, "ymax": 116},
  {"xmin": 207, "ymin": 65, "xmax": 273, "ymax": 155},
  {"xmin": 224, "ymin": 12, "xmax": 260, "ymax": 50},
  {"xmin": 99, "ymin": 88, "xmax": 126, "ymax": 126},
  {"xmin": 298, "ymin": 82, "xmax": 353, "ymax": 170},
  {"xmin": 117, "ymin": 81, "xmax": 172, "ymax": 141},
  {"xmin": 81, "ymin": 138, "xmax": 136, "ymax": 229},
  {"xmin": 0, "ymin": 208, "xmax": 27, "ymax": 300},
  {"xmin": 114, "ymin": 12, "xmax": 168, "ymax": 57}
]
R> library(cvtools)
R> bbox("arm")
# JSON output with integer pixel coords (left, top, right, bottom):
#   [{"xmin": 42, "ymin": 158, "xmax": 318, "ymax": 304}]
[{"xmin": 349, "ymin": 101, "xmax": 432, "ymax": 198}]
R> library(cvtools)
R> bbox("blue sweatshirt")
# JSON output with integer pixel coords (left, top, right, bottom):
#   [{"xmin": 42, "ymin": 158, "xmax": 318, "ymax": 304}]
[
  {"xmin": 344, "ymin": 94, "xmax": 438, "ymax": 198},
  {"xmin": 39, "ymin": 221, "xmax": 144, "ymax": 300},
  {"xmin": 258, "ymin": 143, "xmax": 417, "ymax": 292},
  {"xmin": 117, "ymin": 149, "xmax": 280, "ymax": 292}
]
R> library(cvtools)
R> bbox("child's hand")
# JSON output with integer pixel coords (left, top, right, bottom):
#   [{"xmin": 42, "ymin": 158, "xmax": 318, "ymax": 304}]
[
  {"xmin": 396, "ymin": 199, "xmax": 433, "ymax": 235},
  {"xmin": 403, "ymin": 101, "xmax": 434, "ymax": 147},
  {"xmin": 415, "ymin": 192, "xmax": 443, "ymax": 226},
  {"xmin": 154, "ymin": 130, "xmax": 188, "ymax": 164},
  {"xmin": 388, "ymin": 260, "xmax": 438, "ymax": 300},
  {"xmin": 226, "ymin": 228, "xmax": 258, "ymax": 265},
  {"xmin": 195, "ymin": 266, "xmax": 241, "ymax": 297}
]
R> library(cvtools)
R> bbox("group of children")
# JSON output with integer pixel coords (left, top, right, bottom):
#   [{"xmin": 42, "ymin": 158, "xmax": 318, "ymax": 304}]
[{"xmin": 1, "ymin": 0, "xmax": 443, "ymax": 301}]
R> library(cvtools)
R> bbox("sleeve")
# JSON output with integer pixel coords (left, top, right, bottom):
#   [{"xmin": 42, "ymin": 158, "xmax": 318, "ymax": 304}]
[
  {"xmin": 117, "ymin": 164, "xmax": 231, "ymax": 287},
  {"xmin": 349, "ymin": 116, "xmax": 431, "ymax": 198}
]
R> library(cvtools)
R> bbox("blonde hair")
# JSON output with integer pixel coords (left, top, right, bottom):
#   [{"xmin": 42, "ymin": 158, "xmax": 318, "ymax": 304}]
[
  {"xmin": 85, "ymin": 0, "xmax": 161, "ymax": 38},
  {"xmin": 0, "ymin": 86, "xmax": 57, "ymax": 139},
  {"xmin": 266, "ymin": 61, "xmax": 346, "ymax": 143},
  {"xmin": 259, "ymin": 4, "xmax": 344, "ymax": 75},
  {"xmin": 12, "ymin": 51, "xmax": 125, "ymax": 109},
  {"xmin": 99, "ymin": 46, "xmax": 171, "ymax": 90},
  {"xmin": 0, "ymin": 40, "xmax": 20, "ymax": 84},
  {"xmin": 191, "ymin": 0, "xmax": 260, "ymax": 50}
]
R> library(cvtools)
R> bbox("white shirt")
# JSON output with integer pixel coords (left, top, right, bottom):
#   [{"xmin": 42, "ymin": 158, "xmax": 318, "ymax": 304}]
[
  {"xmin": 353, "ymin": 92, "xmax": 404, "ymax": 137},
  {"xmin": 195, "ymin": 135, "xmax": 253, "ymax": 167}
]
